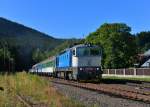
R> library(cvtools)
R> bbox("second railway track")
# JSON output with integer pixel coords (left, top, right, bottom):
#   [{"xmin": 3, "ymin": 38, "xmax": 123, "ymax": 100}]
[{"xmin": 51, "ymin": 78, "xmax": 150, "ymax": 103}]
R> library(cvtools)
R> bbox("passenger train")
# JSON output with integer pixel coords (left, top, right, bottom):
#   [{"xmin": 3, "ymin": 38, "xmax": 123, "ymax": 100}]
[{"xmin": 30, "ymin": 44, "xmax": 103, "ymax": 80}]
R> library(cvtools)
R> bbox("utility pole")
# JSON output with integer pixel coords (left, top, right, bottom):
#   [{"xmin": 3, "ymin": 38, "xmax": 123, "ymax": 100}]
[
  {"xmin": 2, "ymin": 41, "xmax": 8, "ymax": 72},
  {"xmin": 0, "ymin": 41, "xmax": 6, "ymax": 71},
  {"xmin": 83, "ymin": 34, "xmax": 85, "ymax": 38},
  {"xmin": 82, "ymin": 34, "xmax": 86, "ymax": 44},
  {"xmin": 10, "ymin": 58, "xmax": 14, "ymax": 73},
  {"xmin": 4, "ymin": 45, "xmax": 5, "ymax": 70},
  {"xmin": 8, "ymin": 58, "xmax": 11, "ymax": 73},
  {"xmin": 4, "ymin": 41, "xmax": 7, "ymax": 72}
]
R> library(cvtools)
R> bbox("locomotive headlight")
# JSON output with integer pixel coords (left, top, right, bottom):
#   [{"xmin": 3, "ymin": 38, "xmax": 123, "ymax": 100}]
[
  {"xmin": 80, "ymin": 68, "xmax": 83, "ymax": 71},
  {"xmin": 96, "ymin": 68, "xmax": 99, "ymax": 70}
]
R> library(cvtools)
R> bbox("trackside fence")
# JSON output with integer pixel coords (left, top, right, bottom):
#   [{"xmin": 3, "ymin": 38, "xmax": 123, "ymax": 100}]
[{"xmin": 103, "ymin": 68, "xmax": 150, "ymax": 77}]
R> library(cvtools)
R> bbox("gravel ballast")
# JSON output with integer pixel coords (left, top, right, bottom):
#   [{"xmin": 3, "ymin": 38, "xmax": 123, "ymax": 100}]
[{"xmin": 52, "ymin": 82, "xmax": 150, "ymax": 107}]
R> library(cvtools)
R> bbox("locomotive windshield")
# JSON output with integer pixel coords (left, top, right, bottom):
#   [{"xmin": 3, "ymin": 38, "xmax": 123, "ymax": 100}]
[{"xmin": 76, "ymin": 47, "xmax": 101, "ymax": 57}]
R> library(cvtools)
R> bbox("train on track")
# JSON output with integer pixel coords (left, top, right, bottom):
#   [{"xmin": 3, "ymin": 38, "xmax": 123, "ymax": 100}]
[{"xmin": 29, "ymin": 44, "xmax": 103, "ymax": 80}]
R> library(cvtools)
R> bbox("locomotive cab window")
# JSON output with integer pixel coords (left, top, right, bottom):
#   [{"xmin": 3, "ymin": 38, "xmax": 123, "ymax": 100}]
[
  {"xmin": 90, "ymin": 48, "xmax": 100, "ymax": 56},
  {"xmin": 77, "ymin": 47, "xmax": 101, "ymax": 57},
  {"xmin": 73, "ymin": 49, "xmax": 76, "ymax": 56},
  {"xmin": 77, "ymin": 48, "xmax": 89, "ymax": 56}
]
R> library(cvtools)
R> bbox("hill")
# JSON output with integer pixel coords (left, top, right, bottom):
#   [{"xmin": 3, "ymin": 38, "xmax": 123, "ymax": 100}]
[{"xmin": 0, "ymin": 17, "xmax": 64, "ymax": 71}]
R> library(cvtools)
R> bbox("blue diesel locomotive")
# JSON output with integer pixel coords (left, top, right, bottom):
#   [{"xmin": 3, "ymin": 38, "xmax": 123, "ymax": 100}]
[{"xmin": 30, "ymin": 44, "xmax": 102, "ymax": 80}]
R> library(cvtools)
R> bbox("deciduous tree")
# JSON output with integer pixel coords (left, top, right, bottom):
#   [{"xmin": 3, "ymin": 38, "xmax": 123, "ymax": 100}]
[{"xmin": 86, "ymin": 23, "xmax": 137, "ymax": 68}]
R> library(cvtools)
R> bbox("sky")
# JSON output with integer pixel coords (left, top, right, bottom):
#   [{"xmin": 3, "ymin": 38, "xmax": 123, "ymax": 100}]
[{"xmin": 0, "ymin": 0, "xmax": 150, "ymax": 38}]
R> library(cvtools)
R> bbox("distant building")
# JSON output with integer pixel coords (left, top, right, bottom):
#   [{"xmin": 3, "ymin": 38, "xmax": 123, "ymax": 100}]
[
  {"xmin": 141, "ymin": 49, "xmax": 150, "ymax": 68},
  {"xmin": 144, "ymin": 49, "xmax": 150, "ymax": 56},
  {"xmin": 141, "ymin": 59, "xmax": 150, "ymax": 68}
]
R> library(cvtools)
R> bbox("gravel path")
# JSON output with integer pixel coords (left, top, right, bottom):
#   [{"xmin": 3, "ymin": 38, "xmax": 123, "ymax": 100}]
[{"xmin": 52, "ymin": 82, "xmax": 150, "ymax": 107}]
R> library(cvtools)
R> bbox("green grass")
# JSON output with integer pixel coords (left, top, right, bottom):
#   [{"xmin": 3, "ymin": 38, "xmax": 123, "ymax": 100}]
[
  {"xmin": 103, "ymin": 76, "xmax": 150, "ymax": 82},
  {"xmin": 0, "ymin": 72, "xmax": 85, "ymax": 107}
]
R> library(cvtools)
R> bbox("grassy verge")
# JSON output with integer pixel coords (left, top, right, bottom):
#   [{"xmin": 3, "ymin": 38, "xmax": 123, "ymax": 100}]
[
  {"xmin": 0, "ymin": 72, "xmax": 85, "ymax": 107},
  {"xmin": 102, "ymin": 76, "xmax": 150, "ymax": 82}
]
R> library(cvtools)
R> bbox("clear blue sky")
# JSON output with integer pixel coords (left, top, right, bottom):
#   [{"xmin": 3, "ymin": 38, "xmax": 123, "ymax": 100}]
[{"xmin": 0, "ymin": 0, "xmax": 150, "ymax": 38}]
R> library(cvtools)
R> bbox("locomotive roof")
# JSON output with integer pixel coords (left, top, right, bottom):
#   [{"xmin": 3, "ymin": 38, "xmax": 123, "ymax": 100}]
[
  {"xmin": 71, "ymin": 44, "xmax": 99, "ymax": 49},
  {"xmin": 59, "ymin": 44, "xmax": 99, "ymax": 54}
]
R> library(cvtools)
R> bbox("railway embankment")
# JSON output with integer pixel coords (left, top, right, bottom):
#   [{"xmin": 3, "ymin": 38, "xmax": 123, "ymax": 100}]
[{"xmin": 0, "ymin": 72, "xmax": 84, "ymax": 107}]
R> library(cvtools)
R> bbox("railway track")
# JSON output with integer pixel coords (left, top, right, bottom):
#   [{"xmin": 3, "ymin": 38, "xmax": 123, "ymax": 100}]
[
  {"xmin": 7, "ymin": 87, "xmax": 48, "ymax": 107},
  {"xmin": 16, "ymin": 93, "xmax": 48, "ymax": 107},
  {"xmin": 51, "ymin": 78, "xmax": 150, "ymax": 103},
  {"xmin": 126, "ymin": 82, "xmax": 150, "ymax": 89},
  {"xmin": 16, "ymin": 93, "xmax": 32, "ymax": 107},
  {"xmin": 2, "ymin": 86, "xmax": 33, "ymax": 107}
]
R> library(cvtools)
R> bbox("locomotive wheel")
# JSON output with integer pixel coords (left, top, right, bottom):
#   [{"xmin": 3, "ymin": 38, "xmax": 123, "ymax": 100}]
[{"xmin": 68, "ymin": 72, "xmax": 73, "ymax": 80}]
